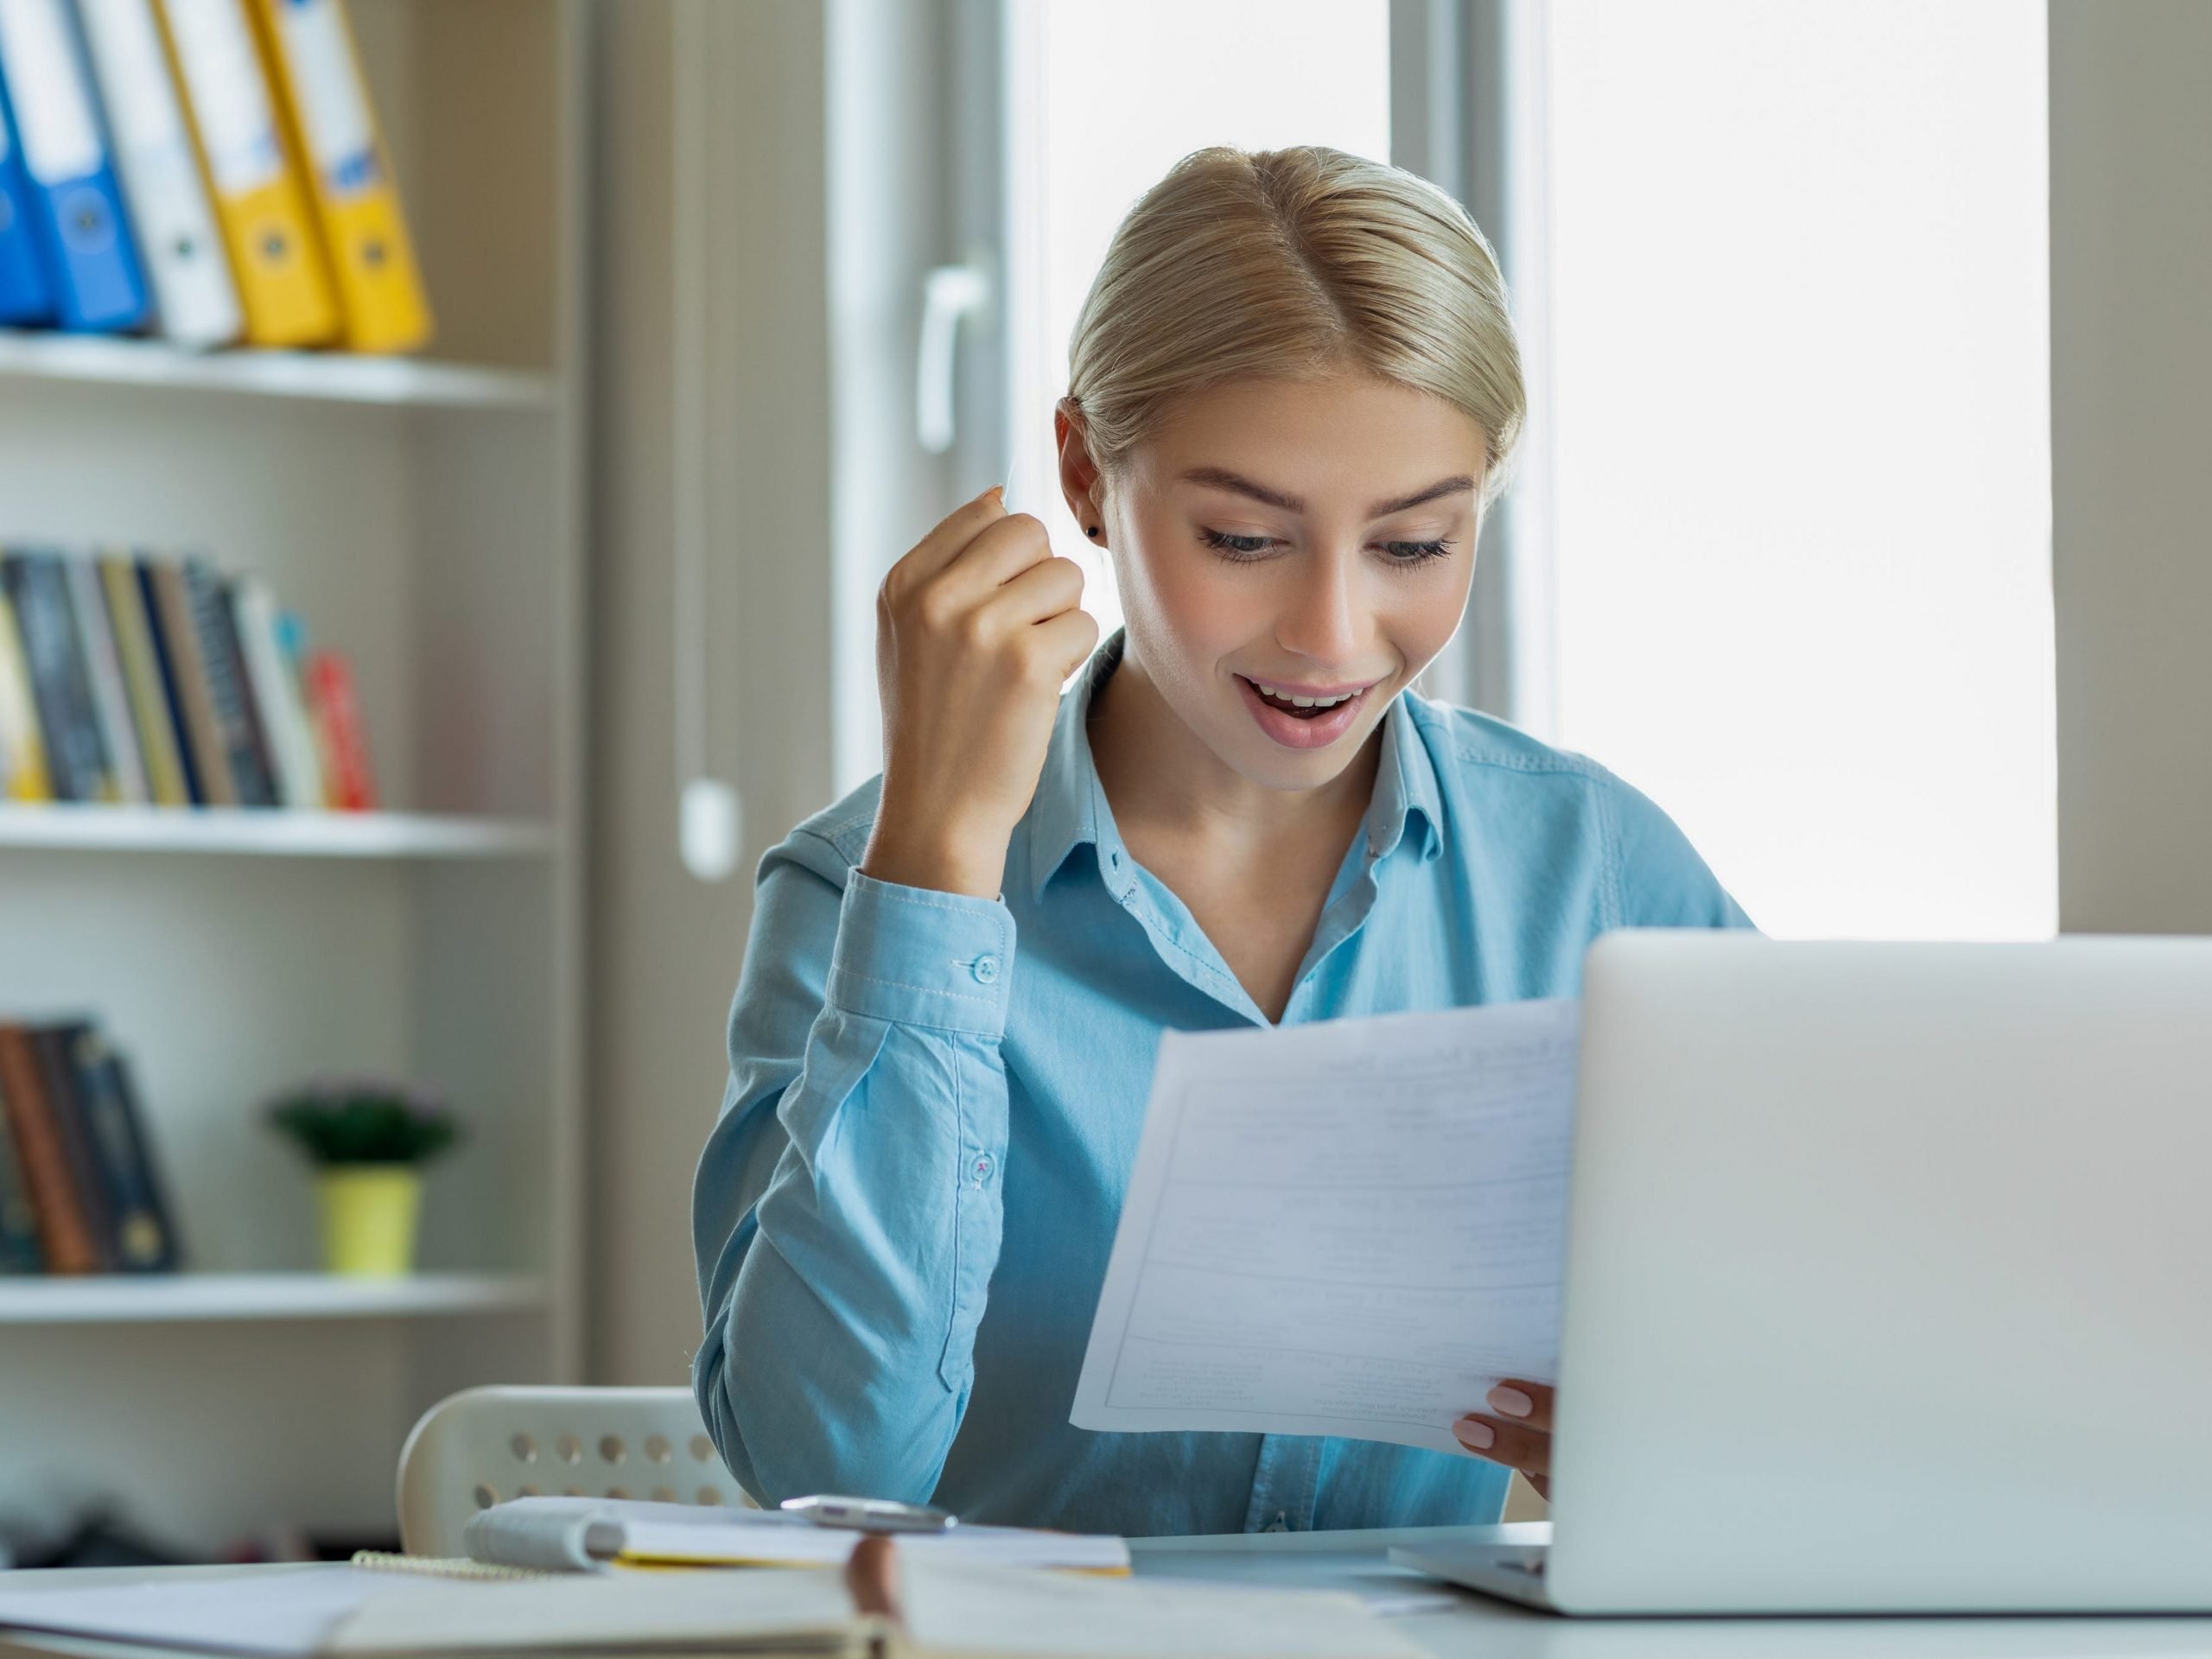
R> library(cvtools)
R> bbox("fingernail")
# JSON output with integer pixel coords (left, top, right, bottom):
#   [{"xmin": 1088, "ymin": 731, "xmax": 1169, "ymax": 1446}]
[
  {"xmin": 1489, "ymin": 1386, "xmax": 1534, "ymax": 1418},
  {"xmin": 982, "ymin": 484, "xmax": 1006, "ymax": 503},
  {"xmin": 1453, "ymin": 1417, "xmax": 1495, "ymax": 1450}
]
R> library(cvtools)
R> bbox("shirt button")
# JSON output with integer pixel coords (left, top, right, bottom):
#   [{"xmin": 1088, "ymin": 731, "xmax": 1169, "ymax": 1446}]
[
  {"xmin": 970, "ymin": 1154, "xmax": 994, "ymax": 1185},
  {"xmin": 971, "ymin": 955, "xmax": 1001, "ymax": 984}
]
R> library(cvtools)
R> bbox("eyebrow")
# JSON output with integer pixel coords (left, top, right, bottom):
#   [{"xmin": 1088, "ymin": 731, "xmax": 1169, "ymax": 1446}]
[{"xmin": 1177, "ymin": 467, "xmax": 1476, "ymax": 520}]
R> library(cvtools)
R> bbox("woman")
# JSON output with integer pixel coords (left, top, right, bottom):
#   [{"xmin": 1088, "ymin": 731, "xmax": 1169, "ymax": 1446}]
[{"xmin": 692, "ymin": 145, "xmax": 1753, "ymax": 1537}]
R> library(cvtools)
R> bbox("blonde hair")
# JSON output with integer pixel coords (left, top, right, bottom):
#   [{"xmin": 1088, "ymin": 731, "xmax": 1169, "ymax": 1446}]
[{"xmin": 1063, "ymin": 145, "xmax": 1525, "ymax": 509}]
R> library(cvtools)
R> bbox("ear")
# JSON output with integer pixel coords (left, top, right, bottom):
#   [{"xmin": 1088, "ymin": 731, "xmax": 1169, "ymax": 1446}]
[{"xmin": 1053, "ymin": 398, "xmax": 1106, "ymax": 537}]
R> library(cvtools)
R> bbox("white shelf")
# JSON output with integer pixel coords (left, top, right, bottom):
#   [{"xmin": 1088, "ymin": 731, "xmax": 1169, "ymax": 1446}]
[
  {"xmin": 0, "ymin": 330, "xmax": 555, "ymax": 410},
  {"xmin": 0, "ymin": 805, "xmax": 557, "ymax": 859},
  {"xmin": 0, "ymin": 1272, "xmax": 547, "ymax": 1324}
]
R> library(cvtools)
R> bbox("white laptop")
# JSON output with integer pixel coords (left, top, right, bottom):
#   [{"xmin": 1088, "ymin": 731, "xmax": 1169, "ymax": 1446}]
[{"xmin": 1391, "ymin": 930, "xmax": 2212, "ymax": 1616}]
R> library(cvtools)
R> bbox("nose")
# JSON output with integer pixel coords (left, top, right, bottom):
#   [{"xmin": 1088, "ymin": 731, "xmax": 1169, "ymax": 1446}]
[{"xmin": 1274, "ymin": 546, "xmax": 1363, "ymax": 671}]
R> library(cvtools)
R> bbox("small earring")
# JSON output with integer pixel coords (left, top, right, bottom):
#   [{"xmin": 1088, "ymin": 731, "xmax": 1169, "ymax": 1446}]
[{"xmin": 1085, "ymin": 524, "xmax": 1102, "ymax": 538}]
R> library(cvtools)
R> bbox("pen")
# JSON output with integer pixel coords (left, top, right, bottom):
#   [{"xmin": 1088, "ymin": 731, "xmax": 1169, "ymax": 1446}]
[{"xmin": 780, "ymin": 1494, "xmax": 960, "ymax": 1534}]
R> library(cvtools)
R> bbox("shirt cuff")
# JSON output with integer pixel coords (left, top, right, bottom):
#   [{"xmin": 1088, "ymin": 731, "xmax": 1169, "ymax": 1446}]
[{"xmin": 825, "ymin": 869, "xmax": 1016, "ymax": 1037}]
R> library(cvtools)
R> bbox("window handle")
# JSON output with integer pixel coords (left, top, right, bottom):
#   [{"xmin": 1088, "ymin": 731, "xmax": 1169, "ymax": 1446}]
[{"xmin": 917, "ymin": 262, "xmax": 992, "ymax": 454}]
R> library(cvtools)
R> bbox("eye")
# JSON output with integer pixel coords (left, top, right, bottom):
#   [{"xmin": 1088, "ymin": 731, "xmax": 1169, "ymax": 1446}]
[
  {"xmin": 1198, "ymin": 528, "xmax": 1277, "ymax": 560},
  {"xmin": 1382, "ymin": 538, "xmax": 1455, "ymax": 566},
  {"xmin": 1198, "ymin": 528, "xmax": 1458, "ymax": 565}
]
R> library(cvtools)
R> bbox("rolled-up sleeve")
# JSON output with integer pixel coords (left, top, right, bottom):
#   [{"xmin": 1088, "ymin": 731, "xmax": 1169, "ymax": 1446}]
[{"xmin": 691, "ymin": 829, "xmax": 1014, "ymax": 1505}]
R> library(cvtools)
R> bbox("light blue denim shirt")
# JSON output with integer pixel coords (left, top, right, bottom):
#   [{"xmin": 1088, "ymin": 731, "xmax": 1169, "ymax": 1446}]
[{"xmin": 693, "ymin": 632, "xmax": 1756, "ymax": 1536}]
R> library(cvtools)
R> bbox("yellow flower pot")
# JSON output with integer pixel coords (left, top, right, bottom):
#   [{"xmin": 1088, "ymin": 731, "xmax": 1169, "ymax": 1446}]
[{"xmin": 317, "ymin": 1165, "xmax": 423, "ymax": 1276}]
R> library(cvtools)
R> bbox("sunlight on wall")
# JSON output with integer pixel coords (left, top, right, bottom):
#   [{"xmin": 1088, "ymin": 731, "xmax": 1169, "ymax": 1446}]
[{"xmin": 1545, "ymin": 0, "xmax": 2056, "ymax": 940}]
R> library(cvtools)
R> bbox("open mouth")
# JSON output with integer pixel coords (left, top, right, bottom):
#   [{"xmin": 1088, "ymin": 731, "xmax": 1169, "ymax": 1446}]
[
  {"xmin": 1234, "ymin": 675, "xmax": 1378, "ymax": 751},
  {"xmin": 1241, "ymin": 678, "xmax": 1364, "ymax": 721}
]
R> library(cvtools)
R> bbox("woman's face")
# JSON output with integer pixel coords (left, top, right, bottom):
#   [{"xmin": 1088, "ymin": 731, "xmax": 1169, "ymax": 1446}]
[{"xmin": 1074, "ymin": 369, "xmax": 1487, "ymax": 792}]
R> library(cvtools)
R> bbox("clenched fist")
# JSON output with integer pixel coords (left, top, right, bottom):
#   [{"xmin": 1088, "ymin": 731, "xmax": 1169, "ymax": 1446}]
[{"xmin": 859, "ymin": 485, "xmax": 1101, "ymax": 900}]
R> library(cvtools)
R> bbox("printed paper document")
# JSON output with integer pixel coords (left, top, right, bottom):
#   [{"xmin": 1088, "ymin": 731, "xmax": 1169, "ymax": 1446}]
[{"xmin": 1071, "ymin": 998, "xmax": 1580, "ymax": 1456}]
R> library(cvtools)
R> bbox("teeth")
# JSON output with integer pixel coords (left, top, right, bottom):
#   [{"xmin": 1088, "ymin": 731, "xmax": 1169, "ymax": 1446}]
[{"xmin": 1252, "ymin": 680, "xmax": 1357, "ymax": 709}]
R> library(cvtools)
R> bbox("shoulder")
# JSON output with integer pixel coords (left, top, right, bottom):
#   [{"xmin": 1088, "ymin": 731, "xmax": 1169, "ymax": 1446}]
[
  {"xmin": 1400, "ymin": 692, "xmax": 1616, "ymax": 841},
  {"xmin": 1403, "ymin": 692, "xmax": 1611, "ymax": 787},
  {"xmin": 1402, "ymin": 693, "xmax": 1756, "ymax": 932},
  {"xmin": 760, "ymin": 774, "xmax": 884, "ymax": 889}
]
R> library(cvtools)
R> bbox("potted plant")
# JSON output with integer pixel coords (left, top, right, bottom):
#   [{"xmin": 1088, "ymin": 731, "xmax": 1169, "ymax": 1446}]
[{"xmin": 266, "ymin": 1080, "xmax": 461, "ymax": 1276}]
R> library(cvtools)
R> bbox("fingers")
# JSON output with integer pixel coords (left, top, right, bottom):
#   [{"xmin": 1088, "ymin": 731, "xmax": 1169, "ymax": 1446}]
[
  {"xmin": 1452, "ymin": 1412, "xmax": 1551, "ymax": 1483},
  {"xmin": 1486, "ymin": 1379, "xmax": 1554, "ymax": 1433},
  {"xmin": 1033, "ymin": 604, "xmax": 1103, "ymax": 683},
  {"xmin": 844, "ymin": 1535, "xmax": 906, "ymax": 1627},
  {"xmin": 894, "ymin": 488, "xmax": 1056, "ymax": 600},
  {"xmin": 885, "ymin": 510, "xmax": 1056, "ymax": 620},
  {"xmin": 1452, "ymin": 1380, "xmax": 1555, "ymax": 1484},
  {"xmin": 900, "ymin": 484, "xmax": 1009, "ymax": 581},
  {"xmin": 938, "ymin": 512, "xmax": 1058, "ymax": 598},
  {"xmin": 982, "ymin": 554, "xmax": 1087, "ymax": 627}
]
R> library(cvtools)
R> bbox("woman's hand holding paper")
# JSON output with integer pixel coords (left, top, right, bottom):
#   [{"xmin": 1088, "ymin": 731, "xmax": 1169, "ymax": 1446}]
[{"xmin": 1452, "ymin": 1379, "xmax": 1555, "ymax": 1499}]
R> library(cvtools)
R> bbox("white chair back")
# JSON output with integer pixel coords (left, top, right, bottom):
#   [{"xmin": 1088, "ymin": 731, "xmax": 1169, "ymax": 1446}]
[{"xmin": 396, "ymin": 1385, "xmax": 753, "ymax": 1555}]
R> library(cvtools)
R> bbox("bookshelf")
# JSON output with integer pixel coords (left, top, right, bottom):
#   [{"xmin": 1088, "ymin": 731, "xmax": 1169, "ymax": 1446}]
[
  {"xmin": 0, "ymin": 0, "xmax": 588, "ymax": 1553},
  {"xmin": 0, "ymin": 332, "xmax": 555, "ymax": 410},
  {"xmin": 0, "ymin": 804, "xmax": 557, "ymax": 857},
  {"xmin": 0, "ymin": 1271, "xmax": 547, "ymax": 1324}
]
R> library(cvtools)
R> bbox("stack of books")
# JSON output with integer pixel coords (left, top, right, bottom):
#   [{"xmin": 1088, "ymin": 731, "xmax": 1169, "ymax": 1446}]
[
  {"xmin": 0, "ymin": 1017, "xmax": 181, "ymax": 1275},
  {"xmin": 0, "ymin": 546, "xmax": 375, "ymax": 810},
  {"xmin": 0, "ymin": 0, "xmax": 429, "ymax": 353}
]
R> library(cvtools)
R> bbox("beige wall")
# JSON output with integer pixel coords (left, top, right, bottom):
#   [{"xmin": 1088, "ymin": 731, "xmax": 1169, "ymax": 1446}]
[
  {"xmin": 2050, "ymin": 0, "xmax": 2212, "ymax": 934},
  {"xmin": 587, "ymin": 1, "xmax": 836, "ymax": 1384}
]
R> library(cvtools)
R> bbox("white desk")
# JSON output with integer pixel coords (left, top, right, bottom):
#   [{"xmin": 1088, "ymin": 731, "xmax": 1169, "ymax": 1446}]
[
  {"xmin": 6, "ymin": 1535, "xmax": 2212, "ymax": 1659},
  {"xmin": 1132, "ymin": 1526, "xmax": 2212, "ymax": 1658}
]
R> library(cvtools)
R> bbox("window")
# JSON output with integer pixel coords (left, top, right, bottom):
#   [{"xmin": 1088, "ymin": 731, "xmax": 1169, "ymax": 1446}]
[
  {"xmin": 1542, "ymin": 0, "xmax": 2055, "ymax": 940},
  {"xmin": 1001, "ymin": 0, "xmax": 1393, "ymax": 649}
]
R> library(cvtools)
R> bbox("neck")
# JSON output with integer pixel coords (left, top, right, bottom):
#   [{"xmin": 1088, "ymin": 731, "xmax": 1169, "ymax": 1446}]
[{"xmin": 1086, "ymin": 642, "xmax": 1383, "ymax": 853}]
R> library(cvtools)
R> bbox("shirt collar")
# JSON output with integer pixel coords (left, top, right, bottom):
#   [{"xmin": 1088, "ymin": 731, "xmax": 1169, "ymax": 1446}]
[
  {"xmin": 1026, "ymin": 632, "xmax": 1124, "ymax": 902},
  {"xmin": 1364, "ymin": 682, "xmax": 1446, "ymax": 866},
  {"xmin": 1024, "ymin": 631, "xmax": 1445, "ymax": 902}
]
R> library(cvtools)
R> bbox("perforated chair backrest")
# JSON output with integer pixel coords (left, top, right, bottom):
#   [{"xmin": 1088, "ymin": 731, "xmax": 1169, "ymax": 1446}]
[{"xmin": 396, "ymin": 1385, "xmax": 753, "ymax": 1555}]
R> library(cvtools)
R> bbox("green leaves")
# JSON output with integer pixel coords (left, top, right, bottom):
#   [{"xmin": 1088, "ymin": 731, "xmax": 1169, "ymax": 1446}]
[{"xmin": 266, "ymin": 1082, "xmax": 462, "ymax": 1167}]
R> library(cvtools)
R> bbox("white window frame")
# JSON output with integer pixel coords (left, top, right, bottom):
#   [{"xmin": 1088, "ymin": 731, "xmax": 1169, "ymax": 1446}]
[{"xmin": 1389, "ymin": 0, "xmax": 1560, "ymax": 733}]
